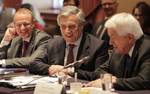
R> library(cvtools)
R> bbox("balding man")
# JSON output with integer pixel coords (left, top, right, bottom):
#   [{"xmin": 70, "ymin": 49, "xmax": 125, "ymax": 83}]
[{"xmin": 0, "ymin": 8, "xmax": 51, "ymax": 68}]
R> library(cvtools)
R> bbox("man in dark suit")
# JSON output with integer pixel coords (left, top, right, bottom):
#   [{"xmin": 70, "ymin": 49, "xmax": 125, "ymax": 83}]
[
  {"xmin": 86, "ymin": 13, "xmax": 150, "ymax": 90},
  {"xmin": 29, "ymin": 6, "xmax": 109, "ymax": 81},
  {"xmin": 92, "ymin": 0, "xmax": 118, "ymax": 44},
  {"xmin": 0, "ymin": 8, "xmax": 51, "ymax": 68}
]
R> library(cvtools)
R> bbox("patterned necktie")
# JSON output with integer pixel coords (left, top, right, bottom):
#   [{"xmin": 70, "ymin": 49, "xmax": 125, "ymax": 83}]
[
  {"xmin": 21, "ymin": 41, "xmax": 29, "ymax": 57},
  {"xmin": 66, "ymin": 44, "xmax": 75, "ymax": 65}
]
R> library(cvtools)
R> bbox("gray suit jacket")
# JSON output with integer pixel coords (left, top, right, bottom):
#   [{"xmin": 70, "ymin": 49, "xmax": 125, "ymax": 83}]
[
  {"xmin": 94, "ymin": 35, "xmax": 150, "ymax": 90},
  {"xmin": 0, "ymin": 29, "xmax": 51, "ymax": 68},
  {"xmin": 29, "ymin": 32, "xmax": 109, "ymax": 80}
]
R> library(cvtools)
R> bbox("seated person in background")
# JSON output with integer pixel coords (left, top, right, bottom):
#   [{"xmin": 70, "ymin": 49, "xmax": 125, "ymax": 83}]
[
  {"xmin": 29, "ymin": 6, "xmax": 109, "ymax": 81},
  {"xmin": 20, "ymin": 3, "xmax": 46, "ymax": 31},
  {"xmin": 86, "ymin": 13, "xmax": 150, "ymax": 90},
  {"xmin": 63, "ymin": 0, "xmax": 80, "ymax": 6},
  {"xmin": 50, "ymin": 0, "xmax": 93, "ymax": 36},
  {"xmin": 132, "ymin": 1, "xmax": 150, "ymax": 36},
  {"xmin": 92, "ymin": 0, "xmax": 118, "ymax": 42},
  {"xmin": 0, "ymin": 0, "xmax": 15, "ymax": 41},
  {"xmin": 0, "ymin": 8, "xmax": 51, "ymax": 68}
]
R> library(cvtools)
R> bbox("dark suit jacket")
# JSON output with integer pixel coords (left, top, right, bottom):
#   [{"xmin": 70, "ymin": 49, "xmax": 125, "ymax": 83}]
[
  {"xmin": 92, "ymin": 19, "xmax": 109, "ymax": 42},
  {"xmin": 0, "ymin": 29, "xmax": 51, "ymax": 68},
  {"xmin": 94, "ymin": 35, "xmax": 150, "ymax": 90},
  {"xmin": 29, "ymin": 32, "xmax": 109, "ymax": 80}
]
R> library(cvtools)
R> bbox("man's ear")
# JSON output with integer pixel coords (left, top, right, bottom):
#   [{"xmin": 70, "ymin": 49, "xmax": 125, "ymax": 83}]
[{"xmin": 128, "ymin": 33, "xmax": 135, "ymax": 43}]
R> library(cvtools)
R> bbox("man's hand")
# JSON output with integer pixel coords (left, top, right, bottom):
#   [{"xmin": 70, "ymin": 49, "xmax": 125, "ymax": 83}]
[
  {"xmin": 48, "ymin": 65, "xmax": 64, "ymax": 76},
  {"xmin": 85, "ymin": 79, "xmax": 102, "ymax": 88},
  {"xmin": 2, "ymin": 27, "xmax": 17, "ymax": 42},
  {"xmin": 85, "ymin": 76, "xmax": 117, "ymax": 88}
]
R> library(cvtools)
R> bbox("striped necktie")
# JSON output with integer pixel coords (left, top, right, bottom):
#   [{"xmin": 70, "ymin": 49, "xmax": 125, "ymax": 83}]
[
  {"xmin": 21, "ymin": 41, "xmax": 29, "ymax": 57},
  {"xmin": 66, "ymin": 44, "xmax": 75, "ymax": 65}
]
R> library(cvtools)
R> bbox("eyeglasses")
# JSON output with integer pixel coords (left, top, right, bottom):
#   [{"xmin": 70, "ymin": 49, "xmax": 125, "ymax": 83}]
[
  {"xmin": 15, "ymin": 23, "xmax": 32, "ymax": 28},
  {"xmin": 133, "ymin": 14, "xmax": 143, "ymax": 17},
  {"xmin": 102, "ymin": 2, "xmax": 116, "ymax": 7},
  {"xmin": 60, "ymin": 24, "xmax": 78, "ymax": 31}
]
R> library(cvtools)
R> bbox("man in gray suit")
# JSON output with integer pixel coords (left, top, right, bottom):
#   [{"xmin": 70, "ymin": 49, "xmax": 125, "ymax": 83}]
[
  {"xmin": 29, "ymin": 6, "xmax": 109, "ymax": 80},
  {"xmin": 0, "ymin": 8, "xmax": 51, "ymax": 68},
  {"xmin": 86, "ymin": 13, "xmax": 150, "ymax": 90}
]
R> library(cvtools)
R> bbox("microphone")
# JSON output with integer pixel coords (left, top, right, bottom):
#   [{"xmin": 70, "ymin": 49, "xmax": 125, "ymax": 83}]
[{"xmin": 63, "ymin": 56, "xmax": 90, "ymax": 69}]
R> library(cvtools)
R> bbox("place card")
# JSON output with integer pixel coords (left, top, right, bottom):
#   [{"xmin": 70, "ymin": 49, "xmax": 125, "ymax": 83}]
[{"xmin": 34, "ymin": 81, "xmax": 63, "ymax": 94}]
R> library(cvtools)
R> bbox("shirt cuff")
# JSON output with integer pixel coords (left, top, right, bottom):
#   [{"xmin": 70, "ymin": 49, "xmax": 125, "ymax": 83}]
[
  {"xmin": 68, "ymin": 67, "xmax": 75, "ymax": 76},
  {"xmin": 0, "ymin": 59, "xmax": 6, "ymax": 68},
  {"xmin": 0, "ymin": 40, "xmax": 10, "ymax": 48}
]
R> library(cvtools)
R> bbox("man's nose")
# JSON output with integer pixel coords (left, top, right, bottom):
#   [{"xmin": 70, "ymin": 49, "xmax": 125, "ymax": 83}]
[
  {"xmin": 65, "ymin": 27, "xmax": 72, "ymax": 33},
  {"xmin": 20, "ymin": 24, "xmax": 25, "ymax": 30}
]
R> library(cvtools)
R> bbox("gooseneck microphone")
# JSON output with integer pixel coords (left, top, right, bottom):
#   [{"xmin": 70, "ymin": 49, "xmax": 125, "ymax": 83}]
[{"xmin": 63, "ymin": 56, "xmax": 90, "ymax": 69}]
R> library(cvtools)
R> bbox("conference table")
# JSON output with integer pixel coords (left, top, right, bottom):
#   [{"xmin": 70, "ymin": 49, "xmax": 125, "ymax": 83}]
[
  {"xmin": 0, "ymin": 86, "xmax": 150, "ymax": 94},
  {"xmin": 0, "ymin": 68, "xmax": 150, "ymax": 94}
]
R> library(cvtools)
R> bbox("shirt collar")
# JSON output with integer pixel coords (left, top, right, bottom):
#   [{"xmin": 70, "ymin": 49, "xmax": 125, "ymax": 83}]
[
  {"xmin": 128, "ymin": 44, "xmax": 135, "ymax": 57},
  {"xmin": 66, "ymin": 33, "xmax": 83, "ymax": 47},
  {"xmin": 23, "ymin": 35, "xmax": 31, "ymax": 42}
]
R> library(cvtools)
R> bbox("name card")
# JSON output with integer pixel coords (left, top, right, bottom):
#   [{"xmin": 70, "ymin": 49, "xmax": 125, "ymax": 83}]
[{"xmin": 34, "ymin": 81, "xmax": 63, "ymax": 94}]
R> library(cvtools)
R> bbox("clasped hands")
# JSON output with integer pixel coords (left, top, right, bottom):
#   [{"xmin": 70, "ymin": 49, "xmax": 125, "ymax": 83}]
[
  {"xmin": 85, "ymin": 76, "xmax": 117, "ymax": 88},
  {"xmin": 48, "ymin": 65, "xmax": 72, "ymax": 77}
]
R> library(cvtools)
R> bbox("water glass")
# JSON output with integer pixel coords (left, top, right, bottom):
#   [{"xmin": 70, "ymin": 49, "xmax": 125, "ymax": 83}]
[
  {"xmin": 100, "ymin": 73, "xmax": 112, "ymax": 91},
  {"xmin": 70, "ymin": 82, "xmax": 82, "ymax": 94}
]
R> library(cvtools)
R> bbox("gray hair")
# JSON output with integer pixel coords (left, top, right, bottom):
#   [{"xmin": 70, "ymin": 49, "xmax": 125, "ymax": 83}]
[
  {"xmin": 105, "ymin": 12, "xmax": 143, "ymax": 40},
  {"xmin": 57, "ymin": 6, "xmax": 85, "ymax": 25}
]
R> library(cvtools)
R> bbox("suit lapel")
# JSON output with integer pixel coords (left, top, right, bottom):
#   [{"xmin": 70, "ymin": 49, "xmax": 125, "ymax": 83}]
[
  {"xmin": 25, "ymin": 30, "xmax": 37, "ymax": 56},
  {"xmin": 127, "ymin": 36, "xmax": 143, "ymax": 76},
  {"xmin": 59, "ymin": 39, "xmax": 66, "ymax": 65},
  {"xmin": 77, "ymin": 33, "xmax": 90, "ymax": 60},
  {"xmin": 9, "ymin": 38, "xmax": 22, "ymax": 57},
  {"xmin": 54, "ymin": 38, "xmax": 66, "ymax": 65}
]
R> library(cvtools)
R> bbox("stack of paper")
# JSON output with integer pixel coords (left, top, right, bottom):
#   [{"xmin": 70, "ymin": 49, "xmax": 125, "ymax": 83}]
[{"xmin": 0, "ymin": 75, "xmax": 58, "ymax": 89}]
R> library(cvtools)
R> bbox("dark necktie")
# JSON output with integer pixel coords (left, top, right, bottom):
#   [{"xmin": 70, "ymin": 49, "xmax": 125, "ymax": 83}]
[
  {"xmin": 21, "ymin": 41, "xmax": 29, "ymax": 57},
  {"xmin": 66, "ymin": 44, "xmax": 75, "ymax": 65},
  {"xmin": 124, "ymin": 54, "xmax": 131, "ymax": 77}
]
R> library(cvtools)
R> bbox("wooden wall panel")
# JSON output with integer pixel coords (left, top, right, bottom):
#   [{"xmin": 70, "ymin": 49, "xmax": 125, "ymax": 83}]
[
  {"xmin": 3, "ymin": 0, "xmax": 22, "ymax": 9},
  {"xmin": 80, "ymin": 0, "xmax": 100, "ymax": 16}
]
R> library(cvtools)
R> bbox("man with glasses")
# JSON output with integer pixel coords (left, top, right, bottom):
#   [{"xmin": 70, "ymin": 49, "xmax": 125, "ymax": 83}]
[
  {"xmin": 92, "ymin": 0, "xmax": 118, "ymax": 47},
  {"xmin": 29, "ymin": 6, "xmax": 109, "ymax": 81},
  {"xmin": 0, "ymin": 8, "xmax": 51, "ymax": 68}
]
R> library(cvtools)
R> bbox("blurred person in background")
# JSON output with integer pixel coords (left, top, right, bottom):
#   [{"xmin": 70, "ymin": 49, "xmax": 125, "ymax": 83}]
[
  {"xmin": 0, "ymin": 0, "xmax": 15, "ymax": 41},
  {"xmin": 132, "ymin": 2, "xmax": 150, "ymax": 36},
  {"xmin": 63, "ymin": 0, "xmax": 80, "ymax": 6},
  {"xmin": 92, "ymin": 0, "xmax": 118, "ymax": 49}
]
